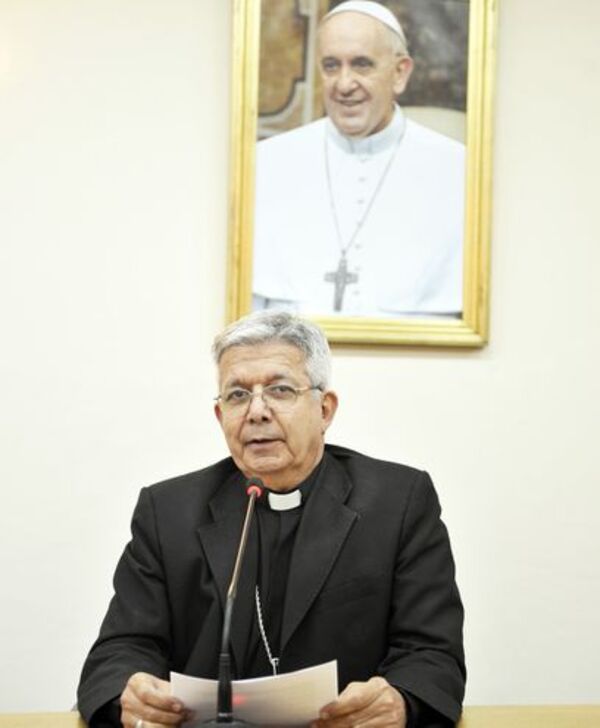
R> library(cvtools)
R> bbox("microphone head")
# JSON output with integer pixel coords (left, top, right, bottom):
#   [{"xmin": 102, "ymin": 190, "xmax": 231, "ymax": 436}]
[{"xmin": 245, "ymin": 477, "xmax": 264, "ymax": 498}]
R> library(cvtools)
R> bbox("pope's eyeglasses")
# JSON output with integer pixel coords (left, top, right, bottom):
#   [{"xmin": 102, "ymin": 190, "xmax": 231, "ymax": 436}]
[{"xmin": 215, "ymin": 384, "xmax": 321, "ymax": 415}]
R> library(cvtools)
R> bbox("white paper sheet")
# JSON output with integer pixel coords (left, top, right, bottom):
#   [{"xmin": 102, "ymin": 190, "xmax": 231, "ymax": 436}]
[{"xmin": 171, "ymin": 660, "xmax": 338, "ymax": 726}]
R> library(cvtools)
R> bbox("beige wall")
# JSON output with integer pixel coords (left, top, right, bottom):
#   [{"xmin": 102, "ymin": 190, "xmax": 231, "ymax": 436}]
[{"xmin": 0, "ymin": 0, "xmax": 599, "ymax": 712}]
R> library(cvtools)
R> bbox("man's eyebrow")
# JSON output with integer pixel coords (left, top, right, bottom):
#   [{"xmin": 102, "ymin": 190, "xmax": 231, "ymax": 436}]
[
  {"xmin": 351, "ymin": 55, "xmax": 375, "ymax": 65},
  {"xmin": 222, "ymin": 378, "xmax": 245, "ymax": 389},
  {"xmin": 222, "ymin": 373, "xmax": 294, "ymax": 389}
]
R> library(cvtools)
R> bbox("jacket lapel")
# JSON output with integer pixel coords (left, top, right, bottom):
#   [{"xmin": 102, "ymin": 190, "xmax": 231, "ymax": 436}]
[
  {"xmin": 196, "ymin": 473, "xmax": 258, "ymax": 677},
  {"xmin": 280, "ymin": 454, "xmax": 358, "ymax": 651}
]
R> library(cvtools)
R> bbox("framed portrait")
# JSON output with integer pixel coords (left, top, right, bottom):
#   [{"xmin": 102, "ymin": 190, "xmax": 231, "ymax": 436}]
[{"xmin": 227, "ymin": 0, "xmax": 496, "ymax": 347}]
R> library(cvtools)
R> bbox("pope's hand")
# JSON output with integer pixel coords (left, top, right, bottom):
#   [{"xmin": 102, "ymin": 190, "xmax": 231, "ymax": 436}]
[
  {"xmin": 120, "ymin": 672, "xmax": 190, "ymax": 728},
  {"xmin": 313, "ymin": 676, "xmax": 407, "ymax": 727}
]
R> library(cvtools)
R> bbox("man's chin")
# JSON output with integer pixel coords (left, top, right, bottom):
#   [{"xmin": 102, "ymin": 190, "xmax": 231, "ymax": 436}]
[
  {"xmin": 332, "ymin": 116, "xmax": 370, "ymax": 139},
  {"xmin": 240, "ymin": 447, "xmax": 286, "ymax": 478}
]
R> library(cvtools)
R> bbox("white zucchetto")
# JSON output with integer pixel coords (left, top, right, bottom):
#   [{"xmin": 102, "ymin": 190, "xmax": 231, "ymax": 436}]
[{"xmin": 323, "ymin": 1, "xmax": 408, "ymax": 49}]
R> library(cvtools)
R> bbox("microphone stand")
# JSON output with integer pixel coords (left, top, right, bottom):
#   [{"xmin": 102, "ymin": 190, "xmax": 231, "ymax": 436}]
[{"xmin": 202, "ymin": 479, "xmax": 263, "ymax": 727}]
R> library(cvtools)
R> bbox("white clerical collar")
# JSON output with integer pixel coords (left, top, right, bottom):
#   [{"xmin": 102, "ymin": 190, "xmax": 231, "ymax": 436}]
[
  {"xmin": 327, "ymin": 105, "xmax": 405, "ymax": 155},
  {"xmin": 267, "ymin": 489, "xmax": 302, "ymax": 511}
]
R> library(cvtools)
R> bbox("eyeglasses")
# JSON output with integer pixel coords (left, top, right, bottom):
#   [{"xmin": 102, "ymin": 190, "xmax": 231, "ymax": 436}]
[{"xmin": 215, "ymin": 384, "xmax": 321, "ymax": 415}]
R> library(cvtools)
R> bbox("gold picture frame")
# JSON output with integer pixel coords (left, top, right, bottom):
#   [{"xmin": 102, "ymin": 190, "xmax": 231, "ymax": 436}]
[{"xmin": 227, "ymin": 0, "xmax": 497, "ymax": 347}]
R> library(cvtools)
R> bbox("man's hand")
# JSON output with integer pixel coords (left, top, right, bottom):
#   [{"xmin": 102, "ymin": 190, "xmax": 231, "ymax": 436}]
[
  {"xmin": 120, "ymin": 672, "xmax": 190, "ymax": 728},
  {"xmin": 313, "ymin": 676, "xmax": 407, "ymax": 727}
]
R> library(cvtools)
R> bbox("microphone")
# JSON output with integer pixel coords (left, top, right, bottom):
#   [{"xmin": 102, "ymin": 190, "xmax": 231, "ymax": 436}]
[{"xmin": 203, "ymin": 477, "xmax": 264, "ymax": 726}]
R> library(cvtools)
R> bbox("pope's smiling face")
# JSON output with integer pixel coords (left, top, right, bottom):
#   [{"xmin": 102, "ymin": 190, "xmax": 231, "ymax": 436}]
[
  {"xmin": 215, "ymin": 342, "xmax": 338, "ymax": 491},
  {"xmin": 318, "ymin": 11, "xmax": 413, "ymax": 138}
]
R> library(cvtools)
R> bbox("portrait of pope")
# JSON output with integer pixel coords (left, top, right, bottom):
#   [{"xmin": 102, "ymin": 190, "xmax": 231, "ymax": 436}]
[{"xmin": 252, "ymin": 0, "xmax": 467, "ymax": 319}]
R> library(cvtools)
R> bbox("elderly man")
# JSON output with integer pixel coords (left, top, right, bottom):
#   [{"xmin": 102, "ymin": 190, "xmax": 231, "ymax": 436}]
[
  {"xmin": 78, "ymin": 310, "xmax": 465, "ymax": 727},
  {"xmin": 253, "ymin": 1, "xmax": 465, "ymax": 317}
]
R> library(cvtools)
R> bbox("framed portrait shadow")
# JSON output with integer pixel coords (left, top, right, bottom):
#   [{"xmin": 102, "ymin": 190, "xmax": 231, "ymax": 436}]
[{"xmin": 227, "ymin": 0, "xmax": 497, "ymax": 347}]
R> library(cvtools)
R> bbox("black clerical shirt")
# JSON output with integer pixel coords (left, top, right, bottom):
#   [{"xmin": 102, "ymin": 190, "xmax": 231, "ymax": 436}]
[{"xmin": 242, "ymin": 460, "xmax": 322, "ymax": 677}]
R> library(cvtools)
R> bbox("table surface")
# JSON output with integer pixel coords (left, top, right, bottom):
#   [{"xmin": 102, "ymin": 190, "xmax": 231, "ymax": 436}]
[
  {"xmin": 1, "ymin": 705, "xmax": 600, "ymax": 727},
  {"xmin": 458, "ymin": 705, "xmax": 600, "ymax": 727}
]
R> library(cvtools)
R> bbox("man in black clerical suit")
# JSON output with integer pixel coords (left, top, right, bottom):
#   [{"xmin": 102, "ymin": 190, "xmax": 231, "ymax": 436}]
[{"xmin": 78, "ymin": 310, "xmax": 465, "ymax": 728}]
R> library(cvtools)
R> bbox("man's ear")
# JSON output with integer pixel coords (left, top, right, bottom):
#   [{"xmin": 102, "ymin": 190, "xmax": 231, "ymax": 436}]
[
  {"xmin": 321, "ymin": 390, "xmax": 339, "ymax": 433},
  {"xmin": 393, "ymin": 55, "xmax": 414, "ymax": 96}
]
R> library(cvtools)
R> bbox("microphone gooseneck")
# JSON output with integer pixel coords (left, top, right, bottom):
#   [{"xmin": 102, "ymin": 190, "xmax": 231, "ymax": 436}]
[{"xmin": 205, "ymin": 477, "xmax": 264, "ymax": 726}]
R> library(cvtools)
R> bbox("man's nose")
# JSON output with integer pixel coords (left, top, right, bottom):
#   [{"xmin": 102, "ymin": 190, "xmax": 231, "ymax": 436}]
[
  {"xmin": 335, "ymin": 66, "xmax": 358, "ymax": 94},
  {"xmin": 245, "ymin": 391, "xmax": 272, "ymax": 422}
]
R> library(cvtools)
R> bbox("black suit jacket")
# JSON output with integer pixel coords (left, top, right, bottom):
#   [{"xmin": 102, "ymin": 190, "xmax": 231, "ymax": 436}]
[{"xmin": 78, "ymin": 445, "xmax": 465, "ymax": 724}]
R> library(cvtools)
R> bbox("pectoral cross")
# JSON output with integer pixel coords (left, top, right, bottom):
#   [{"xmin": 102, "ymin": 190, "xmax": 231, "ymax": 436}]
[{"xmin": 324, "ymin": 254, "xmax": 359, "ymax": 312}]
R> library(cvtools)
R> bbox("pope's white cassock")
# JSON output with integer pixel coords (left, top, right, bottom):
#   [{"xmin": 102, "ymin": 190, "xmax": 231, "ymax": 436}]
[{"xmin": 252, "ymin": 105, "xmax": 465, "ymax": 318}]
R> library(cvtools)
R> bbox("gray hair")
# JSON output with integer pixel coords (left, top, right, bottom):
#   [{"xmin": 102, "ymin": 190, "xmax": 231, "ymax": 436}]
[
  {"xmin": 386, "ymin": 24, "xmax": 409, "ymax": 57},
  {"xmin": 212, "ymin": 310, "xmax": 332, "ymax": 390}
]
